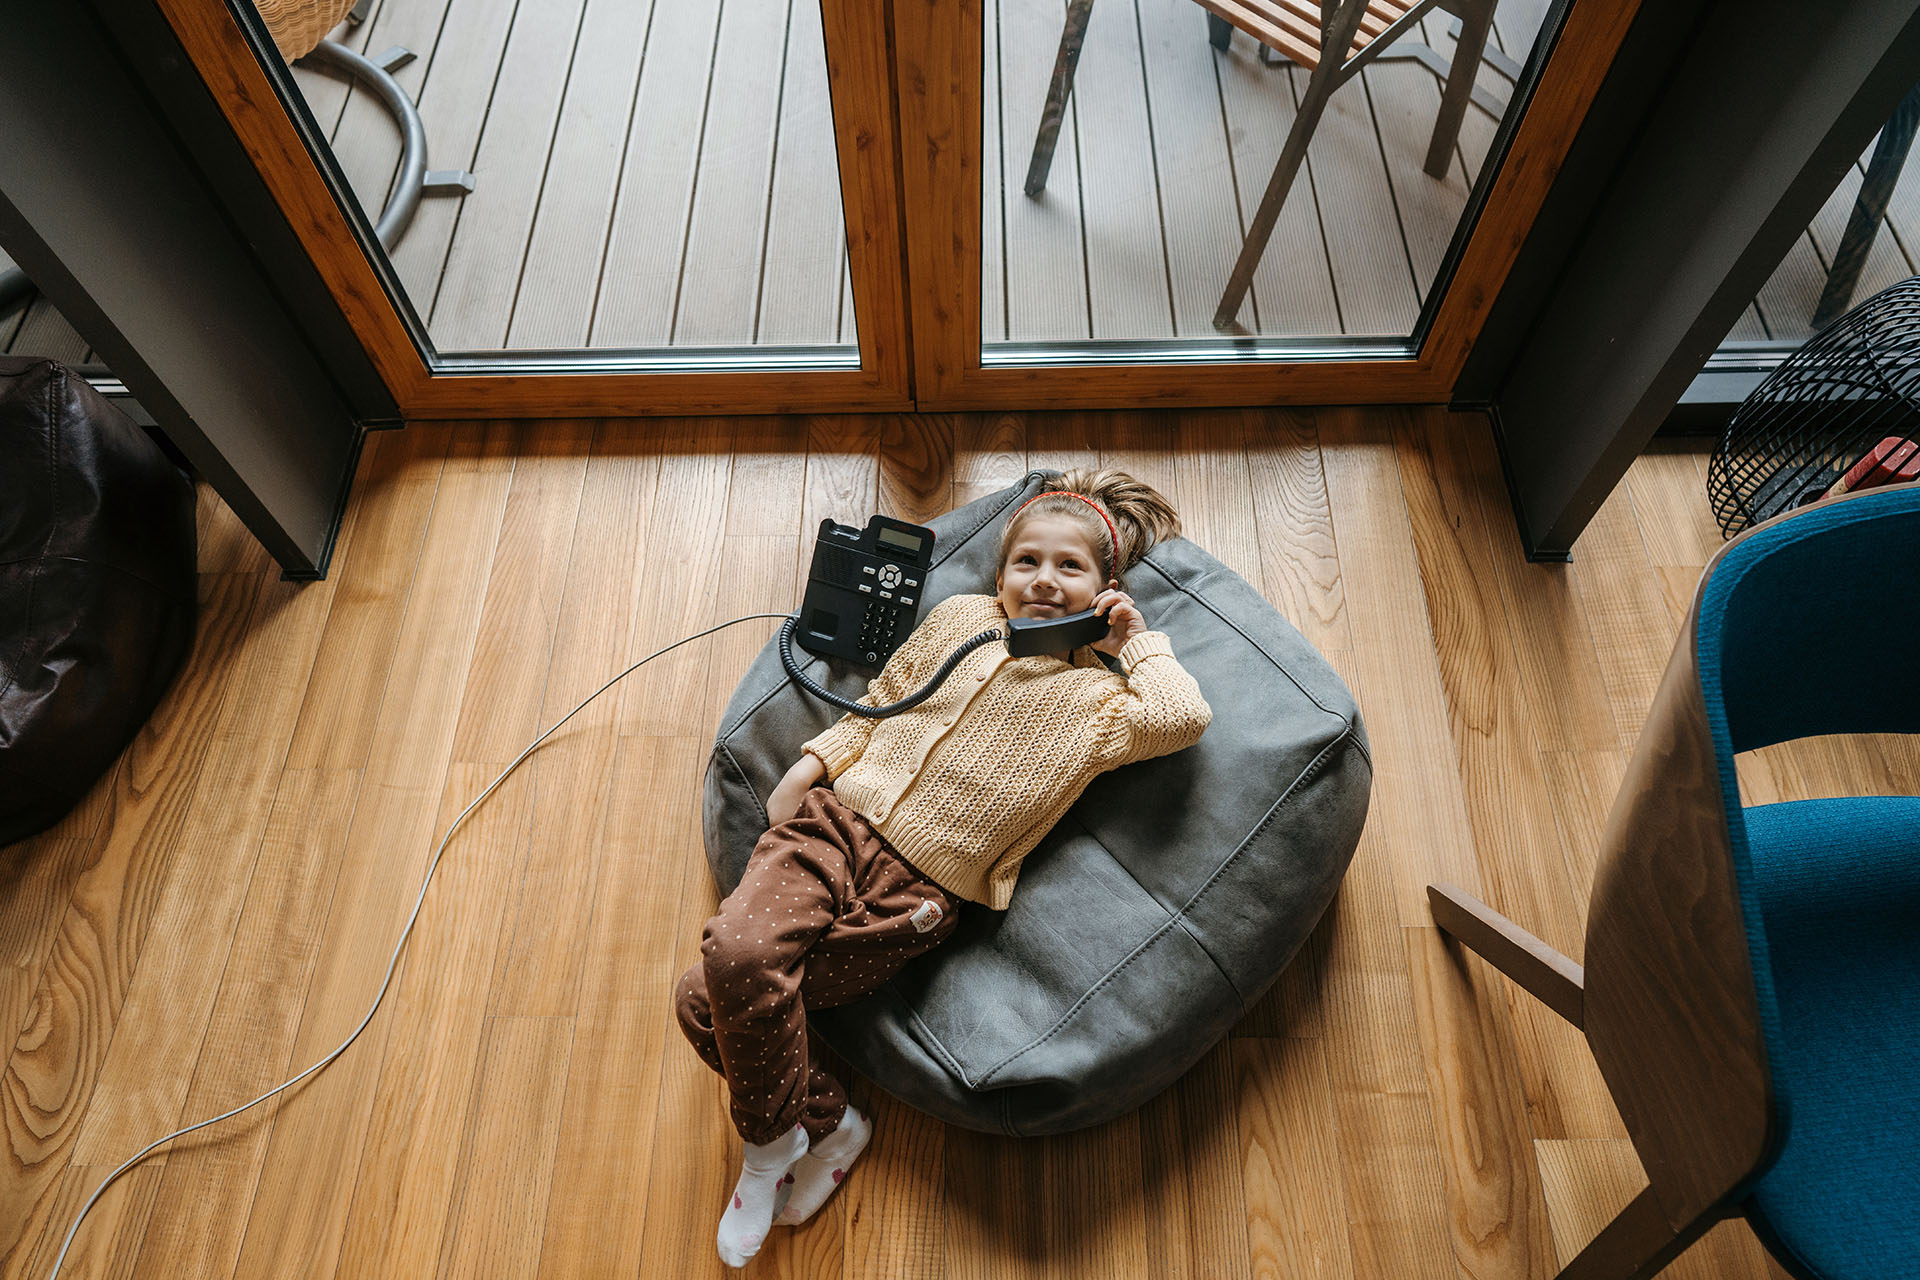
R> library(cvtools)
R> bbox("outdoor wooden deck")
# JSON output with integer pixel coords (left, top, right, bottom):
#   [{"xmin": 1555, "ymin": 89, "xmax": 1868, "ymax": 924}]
[
  {"xmin": 5, "ymin": 8, "xmax": 1919, "ymax": 362},
  {"xmin": 285, "ymin": 0, "xmax": 1561, "ymax": 350}
]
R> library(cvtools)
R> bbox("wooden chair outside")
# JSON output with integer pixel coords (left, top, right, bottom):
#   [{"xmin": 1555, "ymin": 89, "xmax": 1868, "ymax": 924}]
[
  {"xmin": 1429, "ymin": 483, "xmax": 1920, "ymax": 1280},
  {"xmin": 1024, "ymin": 0, "xmax": 1501, "ymax": 331}
]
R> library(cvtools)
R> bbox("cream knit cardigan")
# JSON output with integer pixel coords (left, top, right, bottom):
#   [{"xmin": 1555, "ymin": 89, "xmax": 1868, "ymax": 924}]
[{"xmin": 800, "ymin": 593, "xmax": 1212, "ymax": 908}]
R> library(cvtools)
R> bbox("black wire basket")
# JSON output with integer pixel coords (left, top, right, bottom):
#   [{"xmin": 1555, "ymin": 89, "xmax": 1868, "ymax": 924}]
[{"xmin": 1706, "ymin": 275, "xmax": 1920, "ymax": 537}]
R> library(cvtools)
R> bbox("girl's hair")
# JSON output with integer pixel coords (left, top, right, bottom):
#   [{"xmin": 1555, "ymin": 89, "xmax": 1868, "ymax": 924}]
[{"xmin": 996, "ymin": 468, "xmax": 1182, "ymax": 588}]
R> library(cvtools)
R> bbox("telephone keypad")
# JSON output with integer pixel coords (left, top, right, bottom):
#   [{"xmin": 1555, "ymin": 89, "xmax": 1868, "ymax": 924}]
[{"xmin": 857, "ymin": 594, "xmax": 906, "ymax": 664}]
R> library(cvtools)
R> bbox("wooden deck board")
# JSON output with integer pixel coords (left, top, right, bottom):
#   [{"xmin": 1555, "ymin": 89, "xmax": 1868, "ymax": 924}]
[
  {"xmin": 997, "ymin": 0, "xmax": 1095, "ymax": 340},
  {"xmin": 1305, "ymin": 79, "xmax": 1423, "ymax": 337},
  {"xmin": 587, "ymin": 0, "xmax": 724, "ymax": 347},
  {"xmin": 324, "ymin": 0, "xmax": 460, "ymax": 231},
  {"xmin": 386, "ymin": 0, "xmax": 523, "ymax": 314},
  {"xmin": 1362, "ymin": 60, "xmax": 1472, "ymax": 297},
  {"xmin": 757, "ymin": 0, "xmax": 855, "ymax": 346},
  {"xmin": 1135, "ymin": 0, "xmax": 1259, "ymax": 337},
  {"xmin": 501, "ymin": 0, "xmax": 658, "ymax": 348},
  {"xmin": 981, "ymin": 0, "xmax": 1007, "ymax": 345},
  {"xmin": 428, "ymin": 0, "xmax": 591, "ymax": 350},
  {"xmin": 672, "ymin": 0, "xmax": 799, "ymax": 347},
  {"xmin": 1074, "ymin": 0, "xmax": 1179, "ymax": 339},
  {"xmin": 1801, "ymin": 155, "xmax": 1914, "ymax": 328}
]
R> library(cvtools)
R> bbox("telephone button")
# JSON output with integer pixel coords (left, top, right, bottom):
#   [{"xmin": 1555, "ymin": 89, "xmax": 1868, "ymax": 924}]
[
  {"xmin": 899, "ymin": 596, "xmax": 914, "ymax": 605},
  {"xmin": 879, "ymin": 590, "xmax": 893, "ymax": 600},
  {"xmin": 866, "ymin": 651, "xmax": 878, "ymax": 663},
  {"xmin": 904, "ymin": 577, "xmax": 919, "ymax": 587},
  {"xmin": 862, "ymin": 565, "xmax": 876, "ymax": 576},
  {"xmin": 858, "ymin": 583, "xmax": 872, "ymax": 594}
]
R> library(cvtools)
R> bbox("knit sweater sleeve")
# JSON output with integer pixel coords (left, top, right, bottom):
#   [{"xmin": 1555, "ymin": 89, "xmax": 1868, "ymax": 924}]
[
  {"xmin": 800, "ymin": 595, "xmax": 974, "ymax": 779},
  {"xmin": 1091, "ymin": 631, "xmax": 1213, "ymax": 768}
]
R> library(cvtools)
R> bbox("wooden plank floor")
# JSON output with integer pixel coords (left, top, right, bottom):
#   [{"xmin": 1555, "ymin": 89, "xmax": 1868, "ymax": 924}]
[{"xmin": 7, "ymin": 409, "xmax": 1914, "ymax": 1280}]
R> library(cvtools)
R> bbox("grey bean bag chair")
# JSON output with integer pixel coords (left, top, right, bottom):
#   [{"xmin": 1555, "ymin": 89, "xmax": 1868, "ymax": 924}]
[{"xmin": 702, "ymin": 471, "xmax": 1370, "ymax": 1135}]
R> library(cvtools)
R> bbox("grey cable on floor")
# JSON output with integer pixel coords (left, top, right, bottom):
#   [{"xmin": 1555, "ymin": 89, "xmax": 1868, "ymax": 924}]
[{"xmin": 49, "ymin": 611, "xmax": 799, "ymax": 1280}]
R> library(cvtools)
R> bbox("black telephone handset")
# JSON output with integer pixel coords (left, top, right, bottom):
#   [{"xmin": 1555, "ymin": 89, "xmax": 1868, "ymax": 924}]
[
  {"xmin": 794, "ymin": 514, "xmax": 937, "ymax": 668},
  {"xmin": 1005, "ymin": 607, "xmax": 1112, "ymax": 656}
]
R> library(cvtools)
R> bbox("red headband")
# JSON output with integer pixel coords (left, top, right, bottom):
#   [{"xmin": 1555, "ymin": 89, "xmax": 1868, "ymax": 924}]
[{"xmin": 1013, "ymin": 490, "xmax": 1119, "ymax": 577}]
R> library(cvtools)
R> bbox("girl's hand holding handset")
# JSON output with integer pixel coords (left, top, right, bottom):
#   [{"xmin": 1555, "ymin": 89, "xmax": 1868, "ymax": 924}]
[{"xmin": 1089, "ymin": 580, "xmax": 1145, "ymax": 657}]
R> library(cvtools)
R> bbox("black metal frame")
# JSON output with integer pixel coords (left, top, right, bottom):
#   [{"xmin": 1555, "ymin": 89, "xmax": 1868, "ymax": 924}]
[
  {"xmin": 0, "ymin": 0, "xmax": 392, "ymax": 578},
  {"xmin": 1457, "ymin": 0, "xmax": 1920, "ymax": 559}
]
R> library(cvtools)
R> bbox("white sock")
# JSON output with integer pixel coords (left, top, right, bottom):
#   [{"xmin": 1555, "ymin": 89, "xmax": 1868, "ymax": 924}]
[
  {"xmin": 772, "ymin": 1106, "xmax": 872, "ymax": 1226},
  {"xmin": 717, "ymin": 1122, "xmax": 809, "ymax": 1268}
]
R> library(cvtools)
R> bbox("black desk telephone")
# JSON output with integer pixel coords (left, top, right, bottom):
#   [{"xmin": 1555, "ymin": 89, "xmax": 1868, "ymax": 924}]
[
  {"xmin": 779, "ymin": 514, "xmax": 1114, "ymax": 717},
  {"xmin": 794, "ymin": 514, "xmax": 934, "ymax": 668}
]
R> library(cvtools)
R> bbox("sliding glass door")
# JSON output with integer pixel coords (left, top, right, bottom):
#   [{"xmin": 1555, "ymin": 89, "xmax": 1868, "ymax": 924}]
[{"xmin": 160, "ymin": 0, "xmax": 1640, "ymax": 415}]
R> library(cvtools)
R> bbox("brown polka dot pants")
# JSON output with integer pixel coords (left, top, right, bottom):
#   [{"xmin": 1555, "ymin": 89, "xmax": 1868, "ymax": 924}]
[{"xmin": 673, "ymin": 785, "xmax": 961, "ymax": 1145}]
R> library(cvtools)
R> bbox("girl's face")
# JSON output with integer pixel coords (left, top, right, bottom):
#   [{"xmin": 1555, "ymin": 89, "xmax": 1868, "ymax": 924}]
[{"xmin": 996, "ymin": 514, "xmax": 1107, "ymax": 619}]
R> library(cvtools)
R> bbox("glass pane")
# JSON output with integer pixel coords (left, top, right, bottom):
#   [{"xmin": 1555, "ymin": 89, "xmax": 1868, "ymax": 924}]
[
  {"xmin": 1739, "ymin": 107, "xmax": 1920, "ymax": 347},
  {"xmin": 983, "ymin": 0, "xmax": 1557, "ymax": 358},
  {"xmin": 1, "ymin": 250, "xmax": 96, "ymax": 370},
  {"xmin": 261, "ymin": 0, "xmax": 855, "ymax": 361}
]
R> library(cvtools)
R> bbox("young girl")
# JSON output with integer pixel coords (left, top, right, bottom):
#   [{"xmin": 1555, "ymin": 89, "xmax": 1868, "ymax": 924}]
[{"xmin": 671, "ymin": 469, "xmax": 1212, "ymax": 1267}]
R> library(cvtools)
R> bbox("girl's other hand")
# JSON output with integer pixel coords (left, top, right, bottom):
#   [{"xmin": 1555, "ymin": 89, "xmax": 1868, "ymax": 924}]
[
  {"xmin": 767, "ymin": 754, "xmax": 828, "ymax": 828},
  {"xmin": 1089, "ymin": 581, "xmax": 1145, "ymax": 656}
]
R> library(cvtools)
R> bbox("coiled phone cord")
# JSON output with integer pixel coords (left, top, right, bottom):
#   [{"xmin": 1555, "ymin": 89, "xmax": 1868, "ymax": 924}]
[
  {"xmin": 777, "ymin": 616, "xmax": 1007, "ymax": 717},
  {"xmin": 48, "ymin": 609, "xmax": 852, "ymax": 1280}
]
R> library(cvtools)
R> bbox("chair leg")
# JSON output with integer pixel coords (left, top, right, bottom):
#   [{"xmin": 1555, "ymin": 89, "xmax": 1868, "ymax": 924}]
[
  {"xmin": 1427, "ymin": 882, "xmax": 1585, "ymax": 1028},
  {"xmin": 1207, "ymin": 11, "xmax": 1232, "ymax": 49},
  {"xmin": 1025, "ymin": 0, "xmax": 1097, "ymax": 197},
  {"xmin": 1424, "ymin": 0, "xmax": 1495, "ymax": 178},
  {"xmin": 1812, "ymin": 78, "xmax": 1920, "ymax": 330},
  {"xmin": 1213, "ymin": 74, "xmax": 1330, "ymax": 330},
  {"xmin": 1555, "ymin": 1186, "xmax": 1721, "ymax": 1280}
]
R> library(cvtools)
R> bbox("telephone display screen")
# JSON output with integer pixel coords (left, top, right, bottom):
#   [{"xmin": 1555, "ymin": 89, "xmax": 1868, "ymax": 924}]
[{"xmin": 876, "ymin": 527, "xmax": 924, "ymax": 554}]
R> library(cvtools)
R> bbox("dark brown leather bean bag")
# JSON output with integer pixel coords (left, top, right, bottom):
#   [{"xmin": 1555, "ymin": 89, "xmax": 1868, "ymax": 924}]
[{"xmin": 1, "ymin": 358, "xmax": 196, "ymax": 846}]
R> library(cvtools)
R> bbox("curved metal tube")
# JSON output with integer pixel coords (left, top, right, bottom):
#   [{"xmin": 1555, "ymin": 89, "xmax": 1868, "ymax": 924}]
[{"xmin": 300, "ymin": 39, "xmax": 429, "ymax": 249}]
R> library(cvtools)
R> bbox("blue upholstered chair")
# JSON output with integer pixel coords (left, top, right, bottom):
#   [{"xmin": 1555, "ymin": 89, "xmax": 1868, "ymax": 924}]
[{"xmin": 1428, "ymin": 483, "xmax": 1920, "ymax": 1280}]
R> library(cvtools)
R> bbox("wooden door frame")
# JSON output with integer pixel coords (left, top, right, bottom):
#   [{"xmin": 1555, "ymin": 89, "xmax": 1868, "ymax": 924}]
[
  {"xmin": 153, "ymin": 0, "xmax": 915, "ymax": 417},
  {"xmin": 161, "ymin": 0, "xmax": 1640, "ymax": 418},
  {"xmin": 893, "ymin": 0, "xmax": 1647, "ymax": 411}
]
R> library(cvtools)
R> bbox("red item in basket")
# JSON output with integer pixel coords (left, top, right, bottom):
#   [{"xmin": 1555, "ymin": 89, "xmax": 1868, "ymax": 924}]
[{"xmin": 1829, "ymin": 437, "xmax": 1920, "ymax": 497}]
